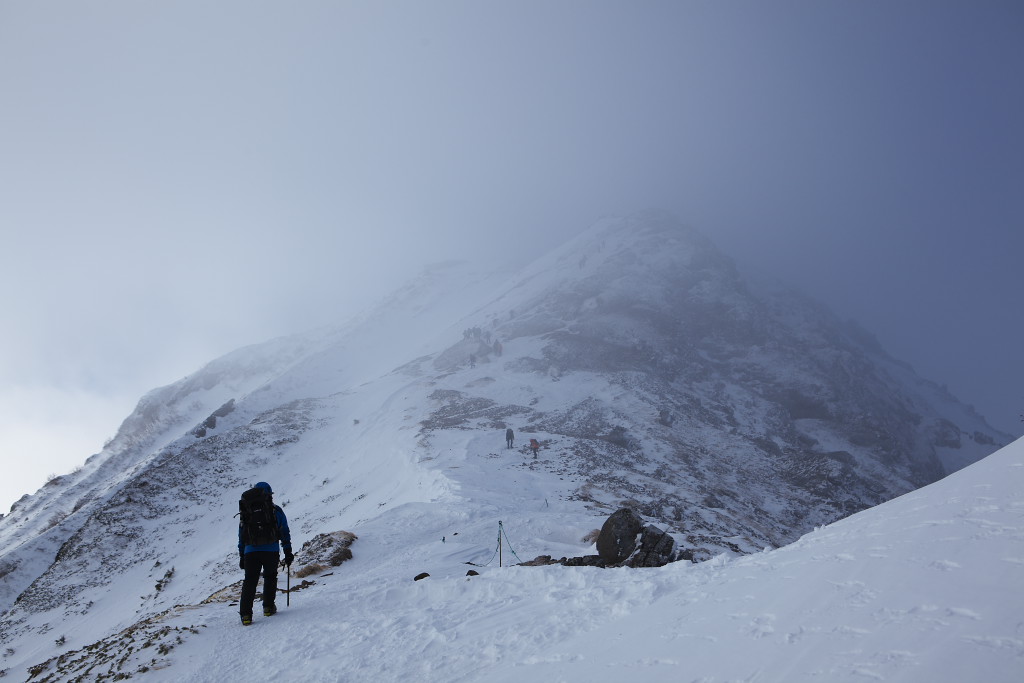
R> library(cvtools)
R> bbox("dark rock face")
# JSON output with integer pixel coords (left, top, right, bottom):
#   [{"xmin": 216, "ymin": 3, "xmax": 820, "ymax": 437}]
[
  {"xmin": 553, "ymin": 509, "xmax": 679, "ymax": 568},
  {"xmin": 192, "ymin": 398, "xmax": 237, "ymax": 438},
  {"xmin": 596, "ymin": 508, "xmax": 644, "ymax": 563},
  {"xmin": 625, "ymin": 525, "xmax": 677, "ymax": 567}
]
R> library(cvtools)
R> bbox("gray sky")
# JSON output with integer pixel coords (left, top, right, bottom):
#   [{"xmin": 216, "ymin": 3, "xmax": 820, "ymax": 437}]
[{"xmin": 1, "ymin": 1, "xmax": 1022, "ymax": 513}]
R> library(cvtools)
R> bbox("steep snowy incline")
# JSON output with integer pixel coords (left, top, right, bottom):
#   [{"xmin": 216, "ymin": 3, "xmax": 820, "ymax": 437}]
[
  {"xmin": 0, "ymin": 333, "xmax": 322, "ymax": 614},
  {"xmin": 28, "ymin": 437, "xmax": 1022, "ymax": 682},
  {"xmin": 495, "ymin": 435, "xmax": 1024, "ymax": 682},
  {"xmin": 2, "ymin": 212, "xmax": 1015, "ymax": 681},
  {"xmin": 0, "ymin": 260, "xmax": 513, "ymax": 617}
]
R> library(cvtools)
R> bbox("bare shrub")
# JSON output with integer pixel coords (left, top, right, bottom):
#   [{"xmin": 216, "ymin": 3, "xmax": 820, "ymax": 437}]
[
  {"xmin": 294, "ymin": 563, "xmax": 328, "ymax": 578},
  {"xmin": 328, "ymin": 547, "xmax": 353, "ymax": 565},
  {"xmin": 44, "ymin": 511, "xmax": 69, "ymax": 530}
]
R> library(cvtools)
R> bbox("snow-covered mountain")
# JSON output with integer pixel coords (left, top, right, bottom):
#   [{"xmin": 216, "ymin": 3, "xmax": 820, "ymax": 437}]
[{"xmin": 0, "ymin": 211, "xmax": 1014, "ymax": 681}]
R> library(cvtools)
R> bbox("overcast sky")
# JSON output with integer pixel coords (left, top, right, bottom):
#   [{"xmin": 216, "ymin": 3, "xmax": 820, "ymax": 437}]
[{"xmin": 1, "ymin": 1, "xmax": 1021, "ymax": 513}]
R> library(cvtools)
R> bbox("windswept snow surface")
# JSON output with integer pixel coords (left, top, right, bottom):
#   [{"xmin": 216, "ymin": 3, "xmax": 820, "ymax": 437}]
[
  {"xmin": 97, "ymin": 437, "xmax": 1024, "ymax": 683},
  {"xmin": 1, "ymin": 227, "xmax": 1015, "ymax": 682}
]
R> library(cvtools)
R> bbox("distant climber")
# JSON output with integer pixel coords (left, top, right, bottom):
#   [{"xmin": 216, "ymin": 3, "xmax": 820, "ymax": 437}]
[
  {"xmin": 470, "ymin": 354, "xmax": 476, "ymax": 368},
  {"xmin": 493, "ymin": 340, "xmax": 503, "ymax": 356},
  {"xmin": 506, "ymin": 428, "xmax": 514, "ymax": 449},
  {"xmin": 529, "ymin": 438, "xmax": 540, "ymax": 458},
  {"xmin": 237, "ymin": 481, "xmax": 293, "ymax": 626}
]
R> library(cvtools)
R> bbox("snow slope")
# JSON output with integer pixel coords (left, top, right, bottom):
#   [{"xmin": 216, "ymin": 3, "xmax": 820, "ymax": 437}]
[
  {"xmin": 2, "ymin": 214, "xmax": 1016, "ymax": 681},
  {"xmin": 21, "ymin": 435, "xmax": 1023, "ymax": 682}
]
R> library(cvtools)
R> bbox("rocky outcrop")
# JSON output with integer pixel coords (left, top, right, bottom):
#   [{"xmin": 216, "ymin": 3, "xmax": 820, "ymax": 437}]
[
  {"xmin": 625, "ymin": 524, "xmax": 678, "ymax": 568},
  {"xmin": 518, "ymin": 509, "xmax": 681, "ymax": 569},
  {"xmin": 293, "ymin": 530, "xmax": 357, "ymax": 578},
  {"xmin": 597, "ymin": 508, "xmax": 644, "ymax": 563},
  {"xmin": 597, "ymin": 508, "xmax": 679, "ymax": 567}
]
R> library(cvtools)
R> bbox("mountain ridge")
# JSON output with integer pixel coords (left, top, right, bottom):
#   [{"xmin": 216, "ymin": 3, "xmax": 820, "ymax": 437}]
[{"xmin": 0, "ymin": 211, "xmax": 1011, "ymax": 678}]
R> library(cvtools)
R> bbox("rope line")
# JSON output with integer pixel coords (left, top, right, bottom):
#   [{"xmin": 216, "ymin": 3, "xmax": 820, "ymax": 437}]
[
  {"xmin": 499, "ymin": 528, "xmax": 524, "ymax": 565},
  {"xmin": 464, "ymin": 520, "xmax": 526, "ymax": 567},
  {"xmin": 499, "ymin": 521, "xmax": 525, "ymax": 564},
  {"xmin": 465, "ymin": 534, "xmax": 501, "ymax": 567}
]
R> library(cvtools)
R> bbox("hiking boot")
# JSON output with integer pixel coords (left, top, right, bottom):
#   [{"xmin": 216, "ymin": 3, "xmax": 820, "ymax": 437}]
[
  {"xmin": 241, "ymin": 614, "xmax": 253, "ymax": 626},
  {"xmin": 263, "ymin": 605, "xmax": 277, "ymax": 617}
]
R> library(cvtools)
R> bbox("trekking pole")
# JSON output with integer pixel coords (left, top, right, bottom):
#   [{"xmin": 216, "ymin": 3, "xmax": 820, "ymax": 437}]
[{"xmin": 287, "ymin": 564, "xmax": 291, "ymax": 607}]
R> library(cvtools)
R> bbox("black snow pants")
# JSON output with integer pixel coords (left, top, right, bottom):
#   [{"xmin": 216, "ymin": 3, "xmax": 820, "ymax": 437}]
[{"xmin": 240, "ymin": 550, "xmax": 279, "ymax": 616}]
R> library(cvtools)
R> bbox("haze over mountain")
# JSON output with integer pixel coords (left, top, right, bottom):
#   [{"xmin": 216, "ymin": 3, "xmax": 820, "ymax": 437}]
[{"xmin": 0, "ymin": 213, "xmax": 1015, "ymax": 681}]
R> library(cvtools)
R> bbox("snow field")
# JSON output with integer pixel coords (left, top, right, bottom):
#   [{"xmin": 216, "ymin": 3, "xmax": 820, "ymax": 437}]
[
  {"xmin": 140, "ymin": 435, "xmax": 1024, "ymax": 682},
  {"xmin": 3, "ymin": 244, "xmax": 1019, "ymax": 682}
]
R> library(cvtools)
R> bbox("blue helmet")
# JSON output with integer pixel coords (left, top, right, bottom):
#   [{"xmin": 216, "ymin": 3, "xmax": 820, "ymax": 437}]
[{"xmin": 254, "ymin": 481, "xmax": 273, "ymax": 494}]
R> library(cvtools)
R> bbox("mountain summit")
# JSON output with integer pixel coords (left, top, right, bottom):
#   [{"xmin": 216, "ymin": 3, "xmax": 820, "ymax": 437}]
[{"xmin": 0, "ymin": 211, "xmax": 1010, "ymax": 678}]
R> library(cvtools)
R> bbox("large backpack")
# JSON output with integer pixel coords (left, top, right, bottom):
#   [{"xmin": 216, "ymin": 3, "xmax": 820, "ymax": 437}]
[{"xmin": 239, "ymin": 487, "xmax": 280, "ymax": 546}]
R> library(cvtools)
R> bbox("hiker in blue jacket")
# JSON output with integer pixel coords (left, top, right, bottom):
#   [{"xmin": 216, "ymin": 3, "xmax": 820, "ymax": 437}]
[{"xmin": 238, "ymin": 481, "xmax": 293, "ymax": 625}]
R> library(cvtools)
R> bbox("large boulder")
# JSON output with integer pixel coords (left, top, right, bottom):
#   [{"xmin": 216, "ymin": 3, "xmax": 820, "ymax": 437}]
[
  {"xmin": 596, "ymin": 508, "xmax": 644, "ymax": 563},
  {"xmin": 595, "ymin": 508, "xmax": 679, "ymax": 567},
  {"xmin": 625, "ymin": 524, "xmax": 678, "ymax": 567}
]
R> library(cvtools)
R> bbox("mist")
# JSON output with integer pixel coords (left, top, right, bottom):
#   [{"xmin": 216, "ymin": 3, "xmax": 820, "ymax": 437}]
[{"xmin": 1, "ymin": 1, "xmax": 1021, "ymax": 513}]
